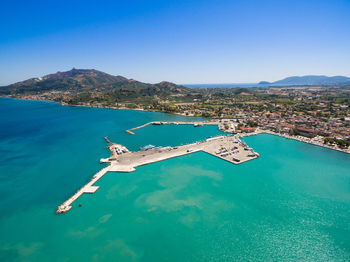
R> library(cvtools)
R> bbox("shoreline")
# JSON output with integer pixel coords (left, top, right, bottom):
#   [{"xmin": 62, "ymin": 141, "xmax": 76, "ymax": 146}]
[
  {"xmin": 124, "ymin": 119, "xmax": 350, "ymax": 155},
  {"xmin": 2, "ymin": 96, "xmax": 349, "ymax": 154},
  {"xmin": 0, "ymin": 96, "xmax": 198, "ymax": 118},
  {"xmin": 239, "ymin": 129, "xmax": 350, "ymax": 155}
]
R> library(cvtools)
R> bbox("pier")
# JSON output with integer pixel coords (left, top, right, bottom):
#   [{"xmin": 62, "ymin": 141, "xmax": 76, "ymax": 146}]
[
  {"xmin": 56, "ymin": 166, "xmax": 110, "ymax": 214},
  {"xmin": 125, "ymin": 122, "xmax": 155, "ymax": 135},
  {"xmin": 56, "ymin": 124, "xmax": 258, "ymax": 214},
  {"xmin": 125, "ymin": 120, "xmax": 227, "ymax": 135}
]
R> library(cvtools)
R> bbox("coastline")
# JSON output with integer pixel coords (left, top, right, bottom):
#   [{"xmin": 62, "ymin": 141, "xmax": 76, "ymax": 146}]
[
  {"xmin": 239, "ymin": 129, "xmax": 350, "ymax": 155},
  {"xmin": 0, "ymin": 96, "xmax": 196, "ymax": 118},
  {"xmin": 2, "ymin": 95, "xmax": 350, "ymax": 261},
  {"xmin": 2, "ymin": 96, "xmax": 349, "ymax": 155}
]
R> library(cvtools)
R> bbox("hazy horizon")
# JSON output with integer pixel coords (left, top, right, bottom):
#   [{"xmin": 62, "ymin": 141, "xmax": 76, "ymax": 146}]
[{"xmin": 2, "ymin": 68, "xmax": 350, "ymax": 86}]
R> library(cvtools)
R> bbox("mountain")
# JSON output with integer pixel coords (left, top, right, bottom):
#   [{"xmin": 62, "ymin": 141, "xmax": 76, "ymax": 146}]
[
  {"xmin": 0, "ymin": 69, "xmax": 193, "ymax": 103},
  {"xmin": 257, "ymin": 81, "xmax": 271, "ymax": 85},
  {"xmin": 259, "ymin": 75, "xmax": 350, "ymax": 86}
]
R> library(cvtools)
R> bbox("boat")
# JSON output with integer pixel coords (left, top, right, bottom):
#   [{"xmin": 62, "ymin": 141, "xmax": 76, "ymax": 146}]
[
  {"xmin": 140, "ymin": 144, "xmax": 155, "ymax": 151},
  {"xmin": 194, "ymin": 123, "xmax": 204, "ymax": 127}
]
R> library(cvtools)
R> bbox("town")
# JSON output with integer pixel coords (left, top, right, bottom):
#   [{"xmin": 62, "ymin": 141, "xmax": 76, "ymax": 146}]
[
  {"xmin": 7, "ymin": 83, "xmax": 350, "ymax": 151},
  {"xmin": 143, "ymin": 86, "xmax": 350, "ymax": 150}
]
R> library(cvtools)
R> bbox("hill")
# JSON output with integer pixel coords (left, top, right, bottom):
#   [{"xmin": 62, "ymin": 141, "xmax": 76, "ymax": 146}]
[
  {"xmin": 0, "ymin": 69, "xmax": 195, "ymax": 105},
  {"xmin": 259, "ymin": 75, "xmax": 350, "ymax": 86}
]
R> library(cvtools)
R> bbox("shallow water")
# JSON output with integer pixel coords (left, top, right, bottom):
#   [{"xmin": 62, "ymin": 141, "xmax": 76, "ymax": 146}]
[{"xmin": 1, "ymin": 98, "xmax": 350, "ymax": 261}]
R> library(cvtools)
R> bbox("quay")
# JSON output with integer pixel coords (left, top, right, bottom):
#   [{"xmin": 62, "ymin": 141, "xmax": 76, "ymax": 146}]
[
  {"xmin": 56, "ymin": 133, "xmax": 258, "ymax": 214},
  {"xmin": 56, "ymin": 166, "xmax": 111, "ymax": 214},
  {"xmin": 125, "ymin": 122, "xmax": 154, "ymax": 135},
  {"xmin": 125, "ymin": 120, "xmax": 230, "ymax": 135}
]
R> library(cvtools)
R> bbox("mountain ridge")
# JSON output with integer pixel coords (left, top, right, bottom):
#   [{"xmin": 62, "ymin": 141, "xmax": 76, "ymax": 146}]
[
  {"xmin": 259, "ymin": 75, "xmax": 350, "ymax": 85},
  {"xmin": 0, "ymin": 68, "xmax": 191, "ymax": 97}
]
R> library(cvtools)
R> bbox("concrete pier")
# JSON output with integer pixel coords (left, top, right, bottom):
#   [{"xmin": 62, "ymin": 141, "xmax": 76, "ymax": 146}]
[
  {"xmin": 56, "ymin": 166, "xmax": 111, "ymax": 214},
  {"xmin": 125, "ymin": 122, "xmax": 154, "ymax": 135},
  {"xmin": 124, "ymin": 120, "xmax": 225, "ymax": 135},
  {"xmin": 56, "ymin": 125, "xmax": 258, "ymax": 214},
  {"xmin": 56, "ymin": 134, "xmax": 258, "ymax": 214}
]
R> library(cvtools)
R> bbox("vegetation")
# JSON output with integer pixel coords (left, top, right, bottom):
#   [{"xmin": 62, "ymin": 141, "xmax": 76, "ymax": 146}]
[
  {"xmin": 0, "ymin": 69, "xmax": 195, "ymax": 105},
  {"xmin": 324, "ymin": 137, "xmax": 350, "ymax": 148}
]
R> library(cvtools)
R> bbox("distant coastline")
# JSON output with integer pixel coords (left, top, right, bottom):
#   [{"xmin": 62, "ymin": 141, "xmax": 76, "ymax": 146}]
[{"xmin": 183, "ymin": 83, "xmax": 293, "ymax": 88}]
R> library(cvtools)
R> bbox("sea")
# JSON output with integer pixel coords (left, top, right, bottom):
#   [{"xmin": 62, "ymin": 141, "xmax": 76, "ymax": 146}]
[{"xmin": 1, "ymin": 97, "xmax": 350, "ymax": 261}]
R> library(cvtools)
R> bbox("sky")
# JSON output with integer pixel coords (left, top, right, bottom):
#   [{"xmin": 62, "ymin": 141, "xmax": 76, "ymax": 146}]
[{"xmin": 0, "ymin": 0, "xmax": 350, "ymax": 85}]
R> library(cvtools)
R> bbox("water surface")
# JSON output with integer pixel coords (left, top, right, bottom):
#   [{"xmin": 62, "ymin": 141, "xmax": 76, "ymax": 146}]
[{"xmin": 1, "ymin": 98, "xmax": 350, "ymax": 261}]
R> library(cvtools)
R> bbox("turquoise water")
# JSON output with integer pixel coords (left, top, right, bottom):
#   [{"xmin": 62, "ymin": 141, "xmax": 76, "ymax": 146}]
[{"xmin": 1, "ymin": 97, "xmax": 350, "ymax": 261}]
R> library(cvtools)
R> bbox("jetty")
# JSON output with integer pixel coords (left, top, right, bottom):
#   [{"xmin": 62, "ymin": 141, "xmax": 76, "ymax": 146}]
[
  {"xmin": 56, "ymin": 125, "xmax": 258, "ymax": 214},
  {"xmin": 125, "ymin": 120, "xmax": 229, "ymax": 135},
  {"xmin": 56, "ymin": 166, "xmax": 111, "ymax": 214},
  {"xmin": 125, "ymin": 122, "xmax": 154, "ymax": 135}
]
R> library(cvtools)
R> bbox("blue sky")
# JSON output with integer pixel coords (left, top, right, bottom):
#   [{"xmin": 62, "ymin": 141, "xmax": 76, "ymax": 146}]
[{"xmin": 1, "ymin": 0, "xmax": 349, "ymax": 85}]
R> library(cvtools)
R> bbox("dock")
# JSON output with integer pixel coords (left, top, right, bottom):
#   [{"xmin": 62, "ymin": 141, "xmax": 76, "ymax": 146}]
[
  {"xmin": 125, "ymin": 120, "xmax": 228, "ymax": 135},
  {"xmin": 103, "ymin": 135, "xmax": 258, "ymax": 172},
  {"xmin": 56, "ymin": 166, "xmax": 110, "ymax": 214},
  {"xmin": 125, "ymin": 122, "xmax": 155, "ymax": 135},
  {"xmin": 56, "ymin": 125, "xmax": 258, "ymax": 214}
]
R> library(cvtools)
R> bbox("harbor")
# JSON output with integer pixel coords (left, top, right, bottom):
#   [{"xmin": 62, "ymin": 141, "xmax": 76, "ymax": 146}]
[
  {"xmin": 57, "ymin": 118, "xmax": 350, "ymax": 214},
  {"xmin": 56, "ymin": 131, "xmax": 258, "ymax": 214},
  {"xmin": 125, "ymin": 120, "xmax": 235, "ymax": 134}
]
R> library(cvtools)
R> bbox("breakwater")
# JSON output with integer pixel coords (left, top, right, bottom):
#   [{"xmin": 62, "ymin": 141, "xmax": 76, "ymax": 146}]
[{"xmin": 56, "ymin": 134, "xmax": 258, "ymax": 214}]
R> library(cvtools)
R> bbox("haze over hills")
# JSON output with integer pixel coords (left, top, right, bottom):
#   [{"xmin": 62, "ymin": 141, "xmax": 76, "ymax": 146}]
[{"xmin": 259, "ymin": 75, "xmax": 350, "ymax": 86}]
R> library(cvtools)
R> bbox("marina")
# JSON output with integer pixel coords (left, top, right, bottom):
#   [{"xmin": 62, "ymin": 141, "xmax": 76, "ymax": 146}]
[{"xmin": 56, "ymin": 131, "xmax": 258, "ymax": 214}]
